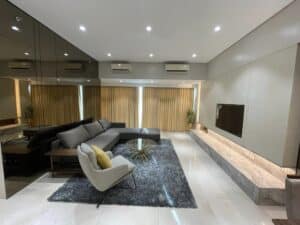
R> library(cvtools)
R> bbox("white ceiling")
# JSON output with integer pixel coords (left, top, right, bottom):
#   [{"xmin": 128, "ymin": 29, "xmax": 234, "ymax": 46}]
[{"xmin": 9, "ymin": 0, "xmax": 293, "ymax": 63}]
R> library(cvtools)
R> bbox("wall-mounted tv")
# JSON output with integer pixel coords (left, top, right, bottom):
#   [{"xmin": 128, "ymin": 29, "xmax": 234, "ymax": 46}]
[{"xmin": 216, "ymin": 104, "xmax": 245, "ymax": 137}]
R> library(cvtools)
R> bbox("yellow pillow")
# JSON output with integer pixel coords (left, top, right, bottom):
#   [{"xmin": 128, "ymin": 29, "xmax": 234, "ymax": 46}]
[{"xmin": 91, "ymin": 145, "xmax": 112, "ymax": 169}]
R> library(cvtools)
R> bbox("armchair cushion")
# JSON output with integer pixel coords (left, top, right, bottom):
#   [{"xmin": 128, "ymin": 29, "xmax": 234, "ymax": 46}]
[
  {"xmin": 111, "ymin": 155, "xmax": 135, "ymax": 172},
  {"xmin": 91, "ymin": 145, "xmax": 112, "ymax": 169}
]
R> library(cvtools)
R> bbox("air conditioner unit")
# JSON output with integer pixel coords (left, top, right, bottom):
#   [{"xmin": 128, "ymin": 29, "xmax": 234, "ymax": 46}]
[
  {"xmin": 63, "ymin": 63, "xmax": 83, "ymax": 70},
  {"xmin": 165, "ymin": 63, "xmax": 190, "ymax": 72},
  {"xmin": 8, "ymin": 61, "xmax": 32, "ymax": 69},
  {"xmin": 111, "ymin": 63, "xmax": 132, "ymax": 72}
]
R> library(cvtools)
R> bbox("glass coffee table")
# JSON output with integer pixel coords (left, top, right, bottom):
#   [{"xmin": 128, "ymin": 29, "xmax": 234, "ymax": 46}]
[{"xmin": 126, "ymin": 138, "xmax": 157, "ymax": 160}]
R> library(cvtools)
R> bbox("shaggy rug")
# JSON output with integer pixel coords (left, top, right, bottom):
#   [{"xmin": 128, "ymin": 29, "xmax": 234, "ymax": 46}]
[{"xmin": 48, "ymin": 139, "xmax": 197, "ymax": 208}]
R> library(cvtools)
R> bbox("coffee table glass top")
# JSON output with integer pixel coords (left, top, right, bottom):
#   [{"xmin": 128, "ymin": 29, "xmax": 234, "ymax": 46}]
[{"xmin": 126, "ymin": 138, "xmax": 156, "ymax": 160}]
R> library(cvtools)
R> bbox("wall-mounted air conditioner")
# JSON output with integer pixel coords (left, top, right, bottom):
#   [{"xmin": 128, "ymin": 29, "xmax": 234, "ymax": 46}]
[
  {"xmin": 165, "ymin": 63, "xmax": 190, "ymax": 72},
  {"xmin": 111, "ymin": 63, "xmax": 132, "ymax": 72},
  {"xmin": 63, "ymin": 63, "xmax": 83, "ymax": 70},
  {"xmin": 8, "ymin": 61, "xmax": 32, "ymax": 69}
]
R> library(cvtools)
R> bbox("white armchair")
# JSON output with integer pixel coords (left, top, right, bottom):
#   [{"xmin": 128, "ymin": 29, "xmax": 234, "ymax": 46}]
[{"xmin": 77, "ymin": 145, "xmax": 135, "ymax": 192}]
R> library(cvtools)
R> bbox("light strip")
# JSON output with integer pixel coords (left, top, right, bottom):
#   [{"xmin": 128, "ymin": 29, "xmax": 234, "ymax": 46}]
[
  {"xmin": 138, "ymin": 86, "xmax": 143, "ymax": 128},
  {"xmin": 78, "ymin": 85, "xmax": 84, "ymax": 120},
  {"xmin": 14, "ymin": 79, "xmax": 21, "ymax": 124}
]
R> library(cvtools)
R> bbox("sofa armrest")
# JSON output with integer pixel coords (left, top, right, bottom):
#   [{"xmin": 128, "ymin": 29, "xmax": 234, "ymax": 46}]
[
  {"xmin": 287, "ymin": 175, "xmax": 300, "ymax": 179},
  {"xmin": 110, "ymin": 122, "xmax": 126, "ymax": 128}
]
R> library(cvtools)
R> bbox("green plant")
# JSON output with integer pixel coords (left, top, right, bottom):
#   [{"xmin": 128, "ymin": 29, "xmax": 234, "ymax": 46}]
[{"xmin": 186, "ymin": 109, "xmax": 196, "ymax": 125}]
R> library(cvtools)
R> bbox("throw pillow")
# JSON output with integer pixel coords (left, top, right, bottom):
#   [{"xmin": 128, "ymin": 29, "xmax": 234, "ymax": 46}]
[
  {"xmin": 83, "ymin": 121, "xmax": 104, "ymax": 138},
  {"xmin": 57, "ymin": 125, "xmax": 90, "ymax": 148},
  {"xmin": 91, "ymin": 145, "xmax": 112, "ymax": 169},
  {"xmin": 98, "ymin": 119, "xmax": 111, "ymax": 130}
]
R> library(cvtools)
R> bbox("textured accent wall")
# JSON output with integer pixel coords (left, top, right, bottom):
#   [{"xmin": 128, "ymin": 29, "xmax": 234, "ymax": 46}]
[
  {"xmin": 143, "ymin": 87, "xmax": 193, "ymax": 131},
  {"xmin": 0, "ymin": 78, "xmax": 16, "ymax": 121},
  {"xmin": 101, "ymin": 87, "xmax": 137, "ymax": 128},
  {"xmin": 31, "ymin": 85, "xmax": 79, "ymax": 126},
  {"xmin": 83, "ymin": 86, "xmax": 101, "ymax": 120}
]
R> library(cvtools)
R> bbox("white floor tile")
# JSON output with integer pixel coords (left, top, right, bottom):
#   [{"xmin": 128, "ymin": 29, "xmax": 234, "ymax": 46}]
[{"xmin": 0, "ymin": 132, "xmax": 286, "ymax": 225}]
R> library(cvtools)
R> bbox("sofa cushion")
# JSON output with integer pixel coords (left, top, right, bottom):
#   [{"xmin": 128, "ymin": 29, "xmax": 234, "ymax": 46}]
[
  {"xmin": 99, "ymin": 119, "xmax": 111, "ymax": 130},
  {"xmin": 80, "ymin": 143, "xmax": 99, "ymax": 169},
  {"xmin": 57, "ymin": 125, "xmax": 90, "ymax": 148},
  {"xmin": 106, "ymin": 128, "xmax": 141, "ymax": 140},
  {"xmin": 91, "ymin": 145, "xmax": 112, "ymax": 169},
  {"xmin": 85, "ymin": 132, "xmax": 120, "ymax": 151},
  {"xmin": 83, "ymin": 121, "xmax": 104, "ymax": 138},
  {"xmin": 140, "ymin": 128, "xmax": 161, "ymax": 142}
]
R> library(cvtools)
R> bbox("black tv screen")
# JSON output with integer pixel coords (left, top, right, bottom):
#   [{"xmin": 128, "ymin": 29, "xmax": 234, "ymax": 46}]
[{"xmin": 216, "ymin": 104, "xmax": 245, "ymax": 137}]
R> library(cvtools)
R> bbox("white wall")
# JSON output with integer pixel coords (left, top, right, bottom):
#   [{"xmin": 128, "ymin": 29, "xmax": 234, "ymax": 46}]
[
  {"xmin": 200, "ymin": 46, "xmax": 298, "ymax": 167},
  {"xmin": 0, "ymin": 145, "xmax": 6, "ymax": 199},
  {"xmin": 99, "ymin": 62, "xmax": 207, "ymax": 80},
  {"xmin": 284, "ymin": 44, "xmax": 300, "ymax": 166},
  {"xmin": 199, "ymin": 0, "xmax": 300, "ymax": 168}
]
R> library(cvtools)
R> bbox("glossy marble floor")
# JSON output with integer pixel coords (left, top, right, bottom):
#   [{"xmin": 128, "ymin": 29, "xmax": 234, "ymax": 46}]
[{"xmin": 0, "ymin": 132, "xmax": 287, "ymax": 225}]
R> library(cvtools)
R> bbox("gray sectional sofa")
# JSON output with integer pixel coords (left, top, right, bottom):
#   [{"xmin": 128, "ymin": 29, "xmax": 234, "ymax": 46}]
[{"xmin": 53, "ymin": 119, "xmax": 160, "ymax": 151}]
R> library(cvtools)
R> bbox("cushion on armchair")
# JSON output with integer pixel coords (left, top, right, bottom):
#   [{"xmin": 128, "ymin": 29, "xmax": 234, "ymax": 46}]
[{"xmin": 91, "ymin": 145, "xmax": 112, "ymax": 169}]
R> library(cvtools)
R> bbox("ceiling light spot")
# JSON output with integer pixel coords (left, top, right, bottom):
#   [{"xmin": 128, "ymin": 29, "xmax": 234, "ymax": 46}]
[
  {"xmin": 79, "ymin": 25, "xmax": 86, "ymax": 32},
  {"xmin": 107, "ymin": 53, "xmax": 112, "ymax": 57},
  {"xmin": 146, "ymin": 26, "xmax": 152, "ymax": 32},
  {"xmin": 24, "ymin": 52, "xmax": 29, "ymax": 56},
  {"xmin": 120, "ymin": 80, "xmax": 123, "ymax": 83},
  {"xmin": 192, "ymin": 53, "xmax": 197, "ymax": 58},
  {"xmin": 64, "ymin": 52, "xmax": 69, "ymax": 57},
  {"xmin": 86, "ymin": 79, "xmax": 91, "ymax": 82},
  {"xmin": 56, "ymin": 78, "xmax": 60, "ymax": 82},
  {"xmin": 214, "ymin": 25, "xmax": 221, "ymax": 32},
  {"xmin": 149, "ymin": 53, "xmax": 154, "ymax": 58},
  {"xmin": 11, "ymin": 25, "xmax": 20, "ymax": 32}
]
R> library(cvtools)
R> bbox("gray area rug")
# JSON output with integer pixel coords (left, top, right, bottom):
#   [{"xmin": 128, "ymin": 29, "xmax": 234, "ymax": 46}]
[{"xmin": 48, "ymin": 139, "xmax": 197, "ymax": 208}]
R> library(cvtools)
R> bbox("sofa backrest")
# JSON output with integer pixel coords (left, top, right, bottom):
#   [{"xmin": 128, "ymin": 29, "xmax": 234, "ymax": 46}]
[{"xmin": 27, "ymin": 118, "xmax": 93, "ymax": 150}]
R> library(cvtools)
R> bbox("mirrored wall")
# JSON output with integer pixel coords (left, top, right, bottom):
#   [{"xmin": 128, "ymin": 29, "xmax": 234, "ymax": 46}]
[{"xmin": 0, "ymin": 0, "xmax": 99, "ymax": 198}]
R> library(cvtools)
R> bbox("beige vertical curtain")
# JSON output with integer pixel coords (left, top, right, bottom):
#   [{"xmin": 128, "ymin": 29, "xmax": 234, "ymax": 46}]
[
  {"xmin": 31, "ymin": 85, "xmax": 79, "ymax": 126},
  {"xmin": 101, "ymin": 86, "xmax": 137, "ymax": 128},
  {"xmin": 143, "ymin": 87, "xmax": 193, "ymax": 131},
  {"xmin": 83, "ymin": 86, "xmax": 101, "ymax": 120}
]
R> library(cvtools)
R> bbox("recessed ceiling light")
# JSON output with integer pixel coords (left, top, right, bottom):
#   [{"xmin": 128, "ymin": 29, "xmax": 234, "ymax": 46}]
[
  {"xmin": 24, "ymin": 52, "xmax": 30, "ymax": 56},
  {"xmin": 118, "ymin": 64, "xmax": 121, "ymax": 67},
  {"xmin": 149, "ymin": 53, "xmax": 154, "ymax": 58},
  {"xmin": 86, "ymin": 79, "xmax": 91, "ymax": 82},
  {"xmin": 192, "ymin": 53, "xmax": 197, "ymax": 58},
  {"xmin": 107, "ymin": 53, "xmax": 112, "ymax": 57},
  {"xmin": 11, "ymin": 25, "xmax": 20, "ymax": 32},
  {"xmin": 146, "ymin": 26, "xmax": 152, "ymax": 32},
  {"xmin": 56, "ymin": 78, "xmax": 60, "ymax": 82},
  {"xmin": 79, "ymin": 25, "xmax": 86, "ymax": 32},
  {"xmin": 214, "ymin": 25, "xmax": 221, "ymax": 32},
  {"xmin": 64, "ymin": 52, "xmax": 69, "ymax": 57}
]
